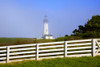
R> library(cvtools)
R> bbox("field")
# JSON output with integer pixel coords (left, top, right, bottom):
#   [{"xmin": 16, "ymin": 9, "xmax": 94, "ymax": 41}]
[
  {"xmin": 0, "ymin": 56, "xmax": 100, "ymax": 67},
  {"xmin": 0, "ymin": 38, "xmax": 53, "ymax": 46}
]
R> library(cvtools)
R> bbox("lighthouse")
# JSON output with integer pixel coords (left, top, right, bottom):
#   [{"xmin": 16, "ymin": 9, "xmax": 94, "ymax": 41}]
[{"xmin": 42, "ymin": 16, "xmax": 53, "ymax": 39}]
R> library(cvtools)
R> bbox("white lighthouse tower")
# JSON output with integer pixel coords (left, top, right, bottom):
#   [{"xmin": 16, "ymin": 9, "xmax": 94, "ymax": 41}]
[{"xmin": 42, "ymin": 16, "xmax": 53, "ymax": 39}]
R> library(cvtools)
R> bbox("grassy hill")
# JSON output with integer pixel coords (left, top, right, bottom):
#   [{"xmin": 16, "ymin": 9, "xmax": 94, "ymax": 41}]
[{"xmin": 0, "ymin": 38, "xmax": 54, "ymax": 46}]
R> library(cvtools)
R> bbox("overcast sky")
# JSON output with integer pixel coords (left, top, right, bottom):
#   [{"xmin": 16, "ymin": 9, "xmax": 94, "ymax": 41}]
[{"xmin": 0, "ymin": 0, "xmax": 100, "ymax": 38}]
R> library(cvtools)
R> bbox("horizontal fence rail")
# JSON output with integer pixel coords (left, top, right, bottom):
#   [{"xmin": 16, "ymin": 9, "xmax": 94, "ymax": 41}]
[{"xmin": 0, "ymin": 38, "xmax": 100, "ymax": 63}]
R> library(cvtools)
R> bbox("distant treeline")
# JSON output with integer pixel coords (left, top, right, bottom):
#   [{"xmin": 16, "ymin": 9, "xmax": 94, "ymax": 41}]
[{"xmin": 0, "ymin": 15, "xmax": 100, "ymax": 46}]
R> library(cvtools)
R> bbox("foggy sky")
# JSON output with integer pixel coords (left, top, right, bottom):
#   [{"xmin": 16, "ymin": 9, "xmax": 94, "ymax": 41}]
[{"xmin": 0, "ymin": 0, "xmax": 100, "ymax": 38}]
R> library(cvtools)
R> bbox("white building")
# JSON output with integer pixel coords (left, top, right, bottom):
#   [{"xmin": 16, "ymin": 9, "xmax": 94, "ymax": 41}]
[{"xmin": 42, "ymin": 16, "xmax": 53, "ymax": 39}]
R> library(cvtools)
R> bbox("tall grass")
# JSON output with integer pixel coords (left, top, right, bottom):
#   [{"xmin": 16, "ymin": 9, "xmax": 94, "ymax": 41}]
[{"xmin": 0, "ymin": 56, "xmax": 100, "ymax": 67}]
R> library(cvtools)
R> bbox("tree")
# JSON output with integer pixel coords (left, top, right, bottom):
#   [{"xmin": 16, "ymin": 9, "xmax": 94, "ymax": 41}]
[
  {"xmin": 65, "ymin": 34, "xmax": 69, "ymax": 37},
  {"xmin": 72, "ymin": 15, "xmax": 100, "ymax": 38}
]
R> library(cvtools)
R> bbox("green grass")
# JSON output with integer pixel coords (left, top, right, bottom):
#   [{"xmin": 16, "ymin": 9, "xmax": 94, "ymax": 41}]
[
  {"xmin": 0, "ymin": 56, "xmax": 100, "ymax": 67},
  {"xmin": 0, "ymin": 38, "xmax": 53, "ymax": 46}
]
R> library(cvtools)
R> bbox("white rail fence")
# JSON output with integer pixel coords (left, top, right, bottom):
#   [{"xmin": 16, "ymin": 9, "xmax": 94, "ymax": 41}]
[{"xmin": 0, "ymin": 39, "xmax": 100, "ymax": 63}]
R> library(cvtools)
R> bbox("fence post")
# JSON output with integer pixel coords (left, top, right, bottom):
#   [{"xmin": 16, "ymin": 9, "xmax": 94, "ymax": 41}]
[
  {"xmin": 7, "ymin": 46, "xmax": 10, "ymax": 63},
  {"xmin": 92, "ymin": 39, "xmax": 96, "ymax": 57},
  {"xmin": 36, "ymin": 44, "xmax": 39, "ymax": 60},
  {"xmin": 64, "ymin": 41, "xmax": 67, "ymax": 57}
]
